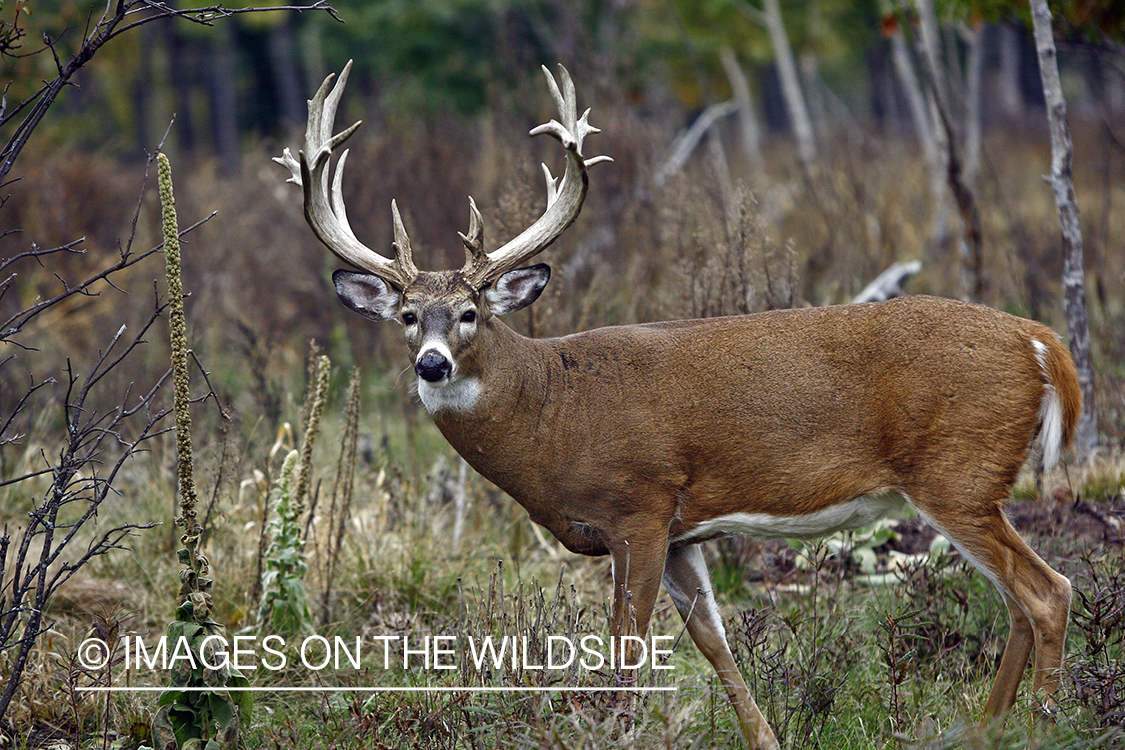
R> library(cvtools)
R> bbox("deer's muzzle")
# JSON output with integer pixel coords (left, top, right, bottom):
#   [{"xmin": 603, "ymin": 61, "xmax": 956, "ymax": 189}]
[{"xmin": 416, "ymin": 350, "xmax": 453, "ymax": 383}]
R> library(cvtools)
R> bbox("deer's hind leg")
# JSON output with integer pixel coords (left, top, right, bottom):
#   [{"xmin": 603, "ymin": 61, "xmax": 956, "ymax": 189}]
[
  {"xmin": 912, "ymin": 498, "xmax": 1072, "ymax": 717},
  {"xmin": 664, "ymin": 543, "xmax": 779, "ymax": 750}
]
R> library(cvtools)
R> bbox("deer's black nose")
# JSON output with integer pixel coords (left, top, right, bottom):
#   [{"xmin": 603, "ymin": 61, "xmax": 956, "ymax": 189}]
[{"xmin": 416, "ymin": 350, "xmax": 452, "ymax": 382}]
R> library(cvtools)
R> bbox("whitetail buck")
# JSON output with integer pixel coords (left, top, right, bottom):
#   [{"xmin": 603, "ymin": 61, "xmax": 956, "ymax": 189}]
[{"xmin": 277, "ymin": 62, "xmax": 1081, "ymax": 749}]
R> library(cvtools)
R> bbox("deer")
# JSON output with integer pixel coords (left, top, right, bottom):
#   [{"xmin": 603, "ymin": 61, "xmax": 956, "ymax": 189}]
[{"xmin": 276, "ymin": 62, "xmax": 1081, "ymax": 749}]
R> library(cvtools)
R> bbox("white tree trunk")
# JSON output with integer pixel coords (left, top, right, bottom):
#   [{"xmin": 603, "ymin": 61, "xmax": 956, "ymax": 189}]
[
  {"xmin": 889, "ymin": 23, "xmax": 938, "ymax": 169},
  {"xmin": 653, "ymin": 101, "xmax": 737, "ymax": 186},
  {"xmin": 913, "ymin": 0, "xmax": 948, "ymax": 150},
  {"xmin": 719, "ymin": 47, "xmax": 763, "ymax": 169},
  {"xmin": 962, "ymin": 24, "xmax": 984, "ymax": 190},
  {"xmin": 912, "ymin": 0, "xmax": 952, "ymax": 248},
  {"xmin": 762, "ymin": 0, "xmax": 817, "ymax": 168},
  {"xmin": 888, "ymin": 11, "xmax": 950, "ymax": 257},
  {"xmin": 1029, "ymin": 0, "xmax": 1098, "ymax": 457}
]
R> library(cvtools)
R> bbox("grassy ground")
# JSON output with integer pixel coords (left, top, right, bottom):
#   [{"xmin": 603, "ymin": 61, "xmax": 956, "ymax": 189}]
[{"xmin": 3, "ymin": 368, "xmax": 1122, "ymax": 749}]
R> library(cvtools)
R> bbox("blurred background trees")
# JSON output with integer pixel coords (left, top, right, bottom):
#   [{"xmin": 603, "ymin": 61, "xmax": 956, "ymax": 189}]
[
  {"xmin": 6, "ymin": 0, "xmax": 1119, "ymax": 164},
  {"xmin": 2, "ymin": 0, "xmax": 1124, "ymax": 445}
]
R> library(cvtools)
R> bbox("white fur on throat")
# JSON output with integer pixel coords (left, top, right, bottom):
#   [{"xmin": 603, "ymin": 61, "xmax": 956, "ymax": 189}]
[{"xmin": 417, "ymin": 377, "xmax": 482, "ymax": 414}]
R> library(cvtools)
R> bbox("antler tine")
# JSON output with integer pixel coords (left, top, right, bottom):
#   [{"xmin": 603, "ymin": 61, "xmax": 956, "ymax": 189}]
[
  {"xmin": 458, "ymin": 197, "xmax": 487, "ymax": 267},
  {"xmin": 275, "ymin": 61, "xmax": 419, "ymax": 290},
  {"xmin": 390, "ymin": 200, "xmax": 420, "ymax": 278},
  {"xmin": 460, "ymin": 64, "xmax": 612, "ymax": 288}
]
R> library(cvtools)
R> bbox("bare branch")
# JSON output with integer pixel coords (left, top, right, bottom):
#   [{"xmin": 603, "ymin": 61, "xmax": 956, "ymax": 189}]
[
  {"xmin": 0, "ymin": 213, "xmax": 214, "ymax": 348},
  {"xmin": 0, "ymin": 374, "xmax": 56, "ymax": 450},
  {"xmin": 0, "ymin": 1, "xmax": 340, "ymax": 184},
  {"xmin": 0, "ymin": 237, "xmax": 85, "ymax": 275}
]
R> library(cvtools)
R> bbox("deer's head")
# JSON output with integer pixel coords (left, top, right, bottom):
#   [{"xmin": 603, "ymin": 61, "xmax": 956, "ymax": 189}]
[{"xmin": 276, "ymin": 62, "xmax": 609, "ymax": 411}]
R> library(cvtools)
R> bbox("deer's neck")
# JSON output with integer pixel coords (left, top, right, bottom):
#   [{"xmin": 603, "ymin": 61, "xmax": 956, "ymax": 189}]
[
  {"xmin": 428, "ymin": 321, "xmax": 552, "ymax": 449},
  {"xmin": 426, "ymin": 321, "xmax": 573, "ymax": 525}
]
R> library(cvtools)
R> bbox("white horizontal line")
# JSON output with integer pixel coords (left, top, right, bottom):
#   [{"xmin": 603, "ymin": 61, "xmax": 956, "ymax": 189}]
[{"xmin": 76, "ymin": 686, "xmax": 677, "ymax": 693}]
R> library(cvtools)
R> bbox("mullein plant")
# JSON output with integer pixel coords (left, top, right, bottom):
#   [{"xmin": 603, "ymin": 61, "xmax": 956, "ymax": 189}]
[
  {"xmin": 147, "ymin": 153, "xmax": 251, "ymax": 750},
  {"xmin": 320, "ymin": 368, "xmax": 361, "ymax": 627},
  {"xmin": 256, "ymin": 355, "xmax": 330, "ymax": 638}
]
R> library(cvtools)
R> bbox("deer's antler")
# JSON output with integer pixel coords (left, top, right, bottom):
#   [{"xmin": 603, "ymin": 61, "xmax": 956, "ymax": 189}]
[
  {"xmin": 275, "ymin": 60, "xmax": 419, "ymax": 290},
  {"xmin": 458, "ymin": 64, "xmax": 612, "ymax": 288}
]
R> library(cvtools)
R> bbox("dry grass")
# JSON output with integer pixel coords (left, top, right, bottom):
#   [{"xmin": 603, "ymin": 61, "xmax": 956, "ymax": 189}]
[
  {"xmin": 1, "ymin": 357, "xmax": 1121, "ymax": 748},
  {"xmin": 2, "ymin": 94, "xmax": 1125, "ymax": 748}
]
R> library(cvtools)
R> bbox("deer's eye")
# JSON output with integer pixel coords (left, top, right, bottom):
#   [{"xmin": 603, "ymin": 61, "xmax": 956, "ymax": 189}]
[
  {"xmin": 461, "ymin": 310, "xmax": 477, "ymax": 324},
  {"xmin": 402, "ymin": 312, "xmax": 417, "ymax": 325}
]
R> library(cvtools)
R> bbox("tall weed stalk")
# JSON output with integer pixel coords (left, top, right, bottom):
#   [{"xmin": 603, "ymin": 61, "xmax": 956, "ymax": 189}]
[
  {"xmin": 148, "ymin": 153, "xmax": 251, "ymax": 750},
  {"xmin": 255, "ymin": 354, "xmax": 330, "ymax": 637}
]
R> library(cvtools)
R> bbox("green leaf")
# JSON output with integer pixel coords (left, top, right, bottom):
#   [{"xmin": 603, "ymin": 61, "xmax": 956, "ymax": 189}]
[
  {"xmin": 150, "ymin": 704, "xmax": 180, "ymax": 750},
  {"xmin": 157, "ymin": 689, "xmax": 182, "ymax": 707},
  {"xmin": 229, "ymin": 671, "xmax": 254, "ymax": 724}
]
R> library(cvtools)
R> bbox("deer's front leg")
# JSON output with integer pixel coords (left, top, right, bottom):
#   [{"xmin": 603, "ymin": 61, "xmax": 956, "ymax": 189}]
[
  {"xmin": 664, "ymin": 543, "xmax": 779, "ymax": 750},
  {"xmin": 607, "ymin": 530, "xmax": 668, "ymax": 685}
]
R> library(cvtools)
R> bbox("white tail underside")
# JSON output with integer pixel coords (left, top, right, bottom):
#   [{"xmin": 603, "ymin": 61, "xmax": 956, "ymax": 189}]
[{"xmin": 1030, "ymin": 338, "xmax": 1065, "ymax": 470}]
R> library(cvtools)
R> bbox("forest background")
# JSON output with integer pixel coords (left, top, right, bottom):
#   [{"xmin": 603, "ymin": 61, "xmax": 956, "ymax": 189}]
[
  {"xmin": 4, "ymin": 0, "xmax": 1125, "ymax": 419},
  {"xmin": 2, "ymin": 0, "xmax": 1125, "ymax": 748}
]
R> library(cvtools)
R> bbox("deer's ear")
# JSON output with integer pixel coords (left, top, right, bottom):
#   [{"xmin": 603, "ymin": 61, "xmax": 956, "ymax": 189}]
[
  {"xmin": 333, "ymin": 270, "xmax": 402, "ymax": 321},
  {"xmin": 486, "ymin": 264, "xmax": 551, "ymax": 316}
]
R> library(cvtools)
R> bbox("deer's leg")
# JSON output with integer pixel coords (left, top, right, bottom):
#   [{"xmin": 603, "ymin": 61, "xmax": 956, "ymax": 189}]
[
  {"xmin": 608, "ymin": 532, "xmax": 668, "ymax": 649},
  {"xmin": 983, "ymin": 592, "xmax": 1035, "ymax": 716},
  {"xmin": 602, "ymin": 531, "xmax": 668, "ymax": 729},
  {"xmin": 664, "ymin": 544, "xmax": 779, "ymax": 750},
  {"xmin": 915, "ymin": 503, "xmax": 1071, "ymax": 717}
]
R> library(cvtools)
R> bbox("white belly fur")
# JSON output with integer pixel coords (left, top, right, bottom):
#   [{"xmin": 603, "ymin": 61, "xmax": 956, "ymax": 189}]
[{"xmin": 672, "ymin": 492, "xmax": 908, "ymax": 544}]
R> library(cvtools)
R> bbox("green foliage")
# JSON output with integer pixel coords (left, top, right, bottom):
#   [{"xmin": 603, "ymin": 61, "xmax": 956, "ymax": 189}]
[
  {"xmin": 939, "ymin": 0, "xmax": 1125, "ymax": 43},
  {"xmin": 149, "ymin": 618, "xmax": 252, "ymax": 750},
  {"xmin": 257, "ymin": 451, "xmax": 313, "ymax": 637},
  {"xmin": 328, "ymin": 0, "xmax": 547, "ymax": 115},
  {"xmin": 789, "ymin": 519, "xmax": 898, "ymax": 576},
  {"xmin": 150, "ymin": 150, "xmax": 250, "ymax": 750},
  {"xmin": 255, "ymin": 353, "xmax": 331, "ymax": 637},
  {"xmin": 630, "ymin": 0, "xmax": 882, "ymax": 109}
]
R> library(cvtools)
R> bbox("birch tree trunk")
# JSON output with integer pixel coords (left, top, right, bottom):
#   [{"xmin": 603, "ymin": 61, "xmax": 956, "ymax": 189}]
[
  {"xmin": 915, "ymin": 0, "xmax": 984, "ymax": 301},
  {"xmin": 719, "ymin": 47, "xmax": 763, "ymax": 169},
  {"xmin": 653, "ymin": 101, "xmax": 737, "ymax": 186},
  {"xmin": 886, "ymin": 16, "xmax": 949, "ymax": 251},
  {"xmin": 888, "ymin": 2, "xmax": 951, "ymax": 275},
  {"xmin": 1029, "ymin": 0, "xmax": 1097, "ymax": 457},
  {"xmin": 909, "ymin": 0, "xmax": 957, "ymax": 265},
  {"xmin": 962, "ymin": 24, "xmax": 984, "ymax": 191},
  {"xmin": 738, "ymin": 0, "xmax": 817, "ymax": 169},
  {"xmin": 913, "ymin": 0, "xmax": 948, "ymax": 164},
  {"xmin": 888, "ymin": 22, "xmax": 937, "ymax": 168},
  {"xmin": 766, "ymin": 0, "xmax": 817, "ymax": 167}
]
